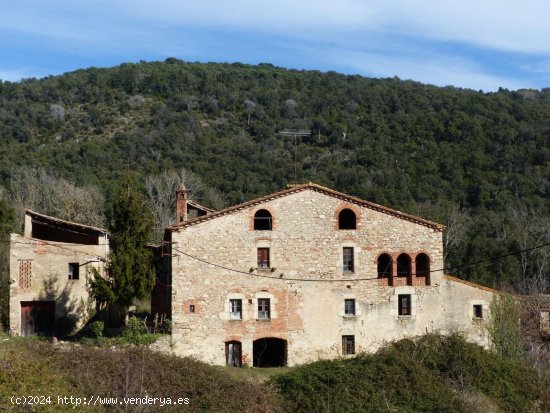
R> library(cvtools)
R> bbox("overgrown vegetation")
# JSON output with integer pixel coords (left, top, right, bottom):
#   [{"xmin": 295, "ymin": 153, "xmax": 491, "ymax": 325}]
[
  {"xmin": 272, "ymin": 334, "xmax": 549, "ymax": 413},
  {"xmin": 0, "ymin": 60, "xmax": 548, "ymax": 290},
  {"xmin": 1, "ymin": 333, "xmax": 546, "ymax": 412},
  {"xmin": 0, "ymin": 336, "xmax": 279, "ymax": 412}
]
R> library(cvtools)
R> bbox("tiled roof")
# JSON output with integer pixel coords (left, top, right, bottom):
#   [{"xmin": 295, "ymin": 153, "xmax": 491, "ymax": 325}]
[{"xmin": 168, "ymin": 182, "xmax": 444, "ymax": 231}]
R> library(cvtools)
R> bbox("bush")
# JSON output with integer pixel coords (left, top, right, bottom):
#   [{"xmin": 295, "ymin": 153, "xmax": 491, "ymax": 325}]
[{"xmin": 88, "ymin": 321, "xmax": 104, "ymax": 339}]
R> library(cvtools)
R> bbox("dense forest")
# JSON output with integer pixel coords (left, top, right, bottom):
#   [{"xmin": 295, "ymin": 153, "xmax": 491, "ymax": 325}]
[{"xmin": 0, "ymin": 59, "xmax": 549, "ymax": 292}]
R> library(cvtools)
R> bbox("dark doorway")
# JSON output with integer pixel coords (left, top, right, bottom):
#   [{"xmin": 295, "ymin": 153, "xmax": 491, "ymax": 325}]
[
  {"xmin": 225, "ymin": 341, "xmax": 242, "ymax": 367},
  {"xmin": 253, "ymin": 337, "xmax": 287, "ymax": 367},
  {"xmin": 21, "ymin": 301, "xmax": 55, "ymax": 336}
]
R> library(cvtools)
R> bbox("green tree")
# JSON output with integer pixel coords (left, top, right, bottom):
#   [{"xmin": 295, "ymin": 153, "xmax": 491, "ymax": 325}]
[
  {"xmin": 487, "ymin": 293, "xmax": 524, "ymax": 360},
  {"xmin": 0, "ymin": 195, "xmax": 16, "ymax": 330},
  {"xmin": 89, "ymin": 179, "xmax": 154, "ymax": 326}
]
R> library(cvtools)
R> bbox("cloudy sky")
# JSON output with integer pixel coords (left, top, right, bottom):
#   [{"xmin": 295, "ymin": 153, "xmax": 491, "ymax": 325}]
[{"xmin": 1, "ymin": 0, "xmax": 549, "ymax": 91}]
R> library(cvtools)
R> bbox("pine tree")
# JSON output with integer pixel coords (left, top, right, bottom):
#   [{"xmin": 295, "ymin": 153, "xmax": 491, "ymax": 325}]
[{"xmin": 89, "ymin": 179, "xmax": 154, "ymax": 325}]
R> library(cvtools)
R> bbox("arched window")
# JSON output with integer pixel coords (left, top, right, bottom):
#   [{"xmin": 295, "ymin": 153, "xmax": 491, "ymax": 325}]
[
  {"xmin": 377, "ymin": 254, "xmax": 393, "ymax": 278},
  {"xmin": 254, "ymin": 209, "xmax": 272, "ymax": 230},
  {"xmin": 338, "ymin": 208, "xmax": 356, "ymax": 230},
  {"xmin": 415, "ymin": 253, "xmax": 430, "ymax": 285},
  {"xmin": 397, "ymin": 254, "xmax": 412, "ymax": 284},
  {"xmin": 415, "ymin": 254, "xmax": 430, "ymax": 277}
]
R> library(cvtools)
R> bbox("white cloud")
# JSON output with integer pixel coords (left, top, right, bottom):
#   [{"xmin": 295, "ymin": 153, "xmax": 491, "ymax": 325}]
[{"xmin": 333, "ymin": 50, "xmax": 529, "ymax": 91}]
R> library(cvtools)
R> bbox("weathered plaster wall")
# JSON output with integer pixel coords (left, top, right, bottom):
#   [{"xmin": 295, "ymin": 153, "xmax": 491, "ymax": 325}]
[
  {"xmin": 170, "ymin": 189, "xmax": 493, "ymax": 366},
  {"xmin": 9, "ymin": 233, "xmax": 107, "ymax": 335}
]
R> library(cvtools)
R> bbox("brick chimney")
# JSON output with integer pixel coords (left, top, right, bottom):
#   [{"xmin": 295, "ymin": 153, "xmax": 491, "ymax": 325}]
[{"xmin": 176, "ymin": 183, "xmax": 189, "ymax": 223}]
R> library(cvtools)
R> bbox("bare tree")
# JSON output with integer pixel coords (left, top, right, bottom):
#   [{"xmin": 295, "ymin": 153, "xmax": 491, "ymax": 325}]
[
  {"xmin": 244, "ymin": 99, "xmax": 256, "ymax": 126},
  {"xmin": 8, "ymin": 167, "xmax": 105, "ymax": 230},
  {"xmin": 506, "ymin": 205, "xmax": 550, "ymax": 294},
  {"xmin": 444, "ymin": 204, "xmax": 471, "ymax": 262},
  {"xmin": 49, "ymin": 104, "xmax": 65, "ymax": 121},
  {"xmin": 144, "ymin": 169, "xmax": 227, "ymax": 241}
]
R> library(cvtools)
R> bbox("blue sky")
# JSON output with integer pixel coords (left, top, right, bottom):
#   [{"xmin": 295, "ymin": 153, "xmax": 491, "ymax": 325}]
[{"xmin": 1, "ymin": 0, "xmax": 550, "ymax": 91}]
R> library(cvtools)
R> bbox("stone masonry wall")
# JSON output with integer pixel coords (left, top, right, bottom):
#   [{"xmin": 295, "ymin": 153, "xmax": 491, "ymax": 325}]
[
  {"xmin": 9, "ymin": 233, "xmax": 107, "ymax": 336},
  {"xmin": 170, "ymin": 188, "xmax": 494, "ymax": 366}
]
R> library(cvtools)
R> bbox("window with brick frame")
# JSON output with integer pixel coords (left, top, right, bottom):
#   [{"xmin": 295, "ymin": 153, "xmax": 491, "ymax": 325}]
[
  {"xmin": 230, "ymin": 299, "xmax": 242, "ymax": 319},
  {"xmin": 254, "ymin": 209, "xmax": 273, "ymax": 230},
  {"xmin": 343, "ymin": 247, "xmax": 354, "ymax": 273},
  {"xmin": 68, "ymin": 262, "xmax": 80, "ymax": 280},
  {"xmin": 257, "ymin": 247, "xmax": 270, "ymax": 268},
  {"xmin": 257, "ymin": 298, "xmax": 271, "ymax": 319},
  {"xmin": 398, "ymin": 294, "xmax": 411, "ymax": 316},
  {"xmin": 344, "ymin": 299, "xmax": 356, "ymax": 316},
  {"xmin": 342, "ymin": 335, "xmax": 355, "ymax": 355},
  {"xmin": 338, "ymin": 209, "xmax": 356, "ymax": 229}
]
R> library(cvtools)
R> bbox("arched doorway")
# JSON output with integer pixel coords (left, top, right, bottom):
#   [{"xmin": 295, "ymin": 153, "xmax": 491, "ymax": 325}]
[{"xmin": 253, "ymin": 337, "xmax": 287, "ymax": 367}]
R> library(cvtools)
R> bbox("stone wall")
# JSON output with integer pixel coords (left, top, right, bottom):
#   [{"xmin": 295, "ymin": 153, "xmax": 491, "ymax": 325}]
[
  {"xmin": 170, "ymin": 188, "xmax": 494, "ymax": 366},
  {"xmin": 9, "ymin": 232, "xmax": 107, "ymax": 336}
]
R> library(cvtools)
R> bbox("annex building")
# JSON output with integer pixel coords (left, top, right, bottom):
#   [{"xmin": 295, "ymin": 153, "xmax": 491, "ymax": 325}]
[
  {"xmin": 9, "ymin": 210, "xmax": 109, "ymax": 336},
  {"xmin": 162, "ymin": 183, "xmax": 495, "ymax": 367}
]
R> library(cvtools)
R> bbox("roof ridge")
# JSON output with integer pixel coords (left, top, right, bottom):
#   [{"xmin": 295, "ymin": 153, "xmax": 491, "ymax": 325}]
[
  {"xmin": 25, "ymin": 209, "xmax": 108, "ymax": 233},
  {"xmin": 168, "ymin": 183, "xmax": 444, "ymax": 231}
]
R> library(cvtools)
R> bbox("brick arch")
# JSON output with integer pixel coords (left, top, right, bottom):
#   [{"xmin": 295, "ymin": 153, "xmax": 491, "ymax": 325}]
[
  {"xmin": 249, "ymin": 206, "xmax": 277, "ymax": 230},
  {"xmin": 413, "ymin": 252, "xmax": 431, "ymax": 286},
  {"xmin": 334, "ymin": 204, "xmax": 362, "ymax": 230},
  {"xmin": 376, "ymin": 252, "xmax": 393, "ymax": 287}
]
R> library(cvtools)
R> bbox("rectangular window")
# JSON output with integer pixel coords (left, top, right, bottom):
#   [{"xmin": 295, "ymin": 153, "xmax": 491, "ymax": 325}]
[
  {"xmin": 541, "ymin": 311, "xmax": 550, "ymax": 329},
  {"xmin": 189, "ymin": 304, "xmax": 195, "ymax": 313},
  {"xmin": 68, "ymin": 263, "xmax": 80, "ymax": 280},
  {"xmin": 473, "ymin": 304, "xmax": 483, "ymax": 319},
  {"xmin": 342, "ymin": 335, "xmax": 355, "ymax": 355},
  {"xmin": 398, "ymin": 294, "xmax": 411, "ymax": 316},
  {"xmin": 257, "ymin": 248, "xmax": 270, "ymax": 268},
  {"xmin": 344, "ymin": 299, "xmax": 356, "ymax": 316},
  {"xmin": 343, "ymin": 247, "xmax": 354, "ymax": 273},
  {"xmin": 230, "ymin": 299, "xmax": 242, "ymax": 320},
  {"xmin": 257, "ymin": 298, "xmax": 271, "ymax": 319}
]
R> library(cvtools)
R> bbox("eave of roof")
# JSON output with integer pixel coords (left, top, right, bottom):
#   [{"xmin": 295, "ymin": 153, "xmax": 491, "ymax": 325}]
[
  {"xmin": 187, "ymin": 200, "xmax": 215, "ymax": 213},
  {"xmin": 443, "ymin": 275, "xmax": 498, "ymax": 293},
  {"xmin": 25, "ymin": 209, "xmax": 108, "ymax": 234},
  {"xmin": 167, "ymin": 182, "xmax": 444, "ymax": 231}
]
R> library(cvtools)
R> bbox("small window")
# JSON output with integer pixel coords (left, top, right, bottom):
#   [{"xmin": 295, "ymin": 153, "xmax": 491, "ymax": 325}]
[
  {"xmin": 338, "ymin": 209, "xmax": 356, "ymax": 230},
  {"xmin": 344, "ymin": 299, "xmax": 356, "ymax": 316},
  {"xmin": 254, "ymin": 209, "xmax": 272, "ymax": 230},
  {"xmin": 189, "ymin": 304, "xmax": 195, "ymax": 313},
  {"xmin": 342, "ymin": 335, "xmax": 355, "ymax": 355},
  {"xmin": 473, "ymin": 304, "xmax": 483, "ymax": 319},
  {"xmin": 257, "ymin": 247, "xmax": 270, "ymax": 268},
  {"xmin": 398, "ymin": 294, "xmax": 411, "ymax": 316},
  {"xmin": 343, "ymin": 247, "xmax": 354, "ymax": 273},
  {"xmin": 230, "ymin": 299, "xmax": 242, "ymax": 320},
  {"xmin": 258, "ymin": 298, "xmax": 270, "ymax": 319},
  {"xmin": 541, "ymin": 311, "xmax": 550, "ymax": 329},
  {"xmin": 68, "ymin": 263, "xmax": 80, "ymax": 280}
]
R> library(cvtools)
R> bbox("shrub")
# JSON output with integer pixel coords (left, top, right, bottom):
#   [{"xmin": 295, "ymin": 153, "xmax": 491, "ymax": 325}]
[{"xmin": 88, "ymin": 321, "xmax": 104, "ymax": 339}]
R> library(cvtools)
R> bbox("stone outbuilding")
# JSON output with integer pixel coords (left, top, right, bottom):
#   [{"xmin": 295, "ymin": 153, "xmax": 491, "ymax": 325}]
[
  {"xmin": 162, "ymin": 183, "xmax": 496, "ymax": 367},
  {"xmin": 9, "ymin": 210, "xmax": 109, "ymax": 336}
]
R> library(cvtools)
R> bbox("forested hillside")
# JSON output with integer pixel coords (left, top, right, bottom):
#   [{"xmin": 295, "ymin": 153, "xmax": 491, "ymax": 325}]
[{"xmin": 0, "ymin": 59, "xmax": 549, "ymax": 291}]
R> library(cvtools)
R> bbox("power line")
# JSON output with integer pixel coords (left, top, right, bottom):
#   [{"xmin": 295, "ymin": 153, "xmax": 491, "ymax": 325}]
[{"xmin": 170, "ymin": 242, "xmax": 550, "ymax": 283}]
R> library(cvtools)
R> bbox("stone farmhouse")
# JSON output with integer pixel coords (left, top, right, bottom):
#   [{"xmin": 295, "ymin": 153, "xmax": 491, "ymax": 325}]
[
  {"xmin": 9, "ymin": 210, "xmax": 109, "ymax": 336},
  {"xmin": 161, "ymin": 183, "xmax": 496, "ymax": 367}
]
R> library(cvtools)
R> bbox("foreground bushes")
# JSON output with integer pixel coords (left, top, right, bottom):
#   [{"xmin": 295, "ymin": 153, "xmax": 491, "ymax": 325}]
[
  {"xmin": 272, "ymin": 334, "xmax": 548, "ymax": 413},
  {"xmin": 0, "ymin": 337, "xmax": 280, "ymax": 412}
]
